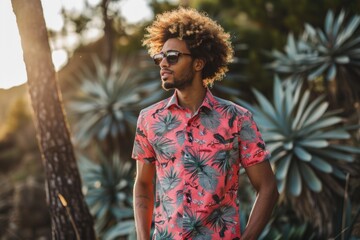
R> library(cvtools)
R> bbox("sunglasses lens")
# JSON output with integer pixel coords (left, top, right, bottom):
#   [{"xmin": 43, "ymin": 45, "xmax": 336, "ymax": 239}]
[
  {"xmin": 166, "ymin": 52, "xmax": 179, "ymax": 64},
  {"xmin": 153, "ymin": 54, "xmax": 163, "ymax": 65},
  {"xmin": 153, "ymin": 51, "xmax": 182, "ymax": 65}
]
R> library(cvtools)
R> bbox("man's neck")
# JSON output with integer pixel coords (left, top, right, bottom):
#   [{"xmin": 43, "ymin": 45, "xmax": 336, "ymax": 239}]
[{"xmin": 176, "ymin": 86, "xmax": 207, "ymax": 115}]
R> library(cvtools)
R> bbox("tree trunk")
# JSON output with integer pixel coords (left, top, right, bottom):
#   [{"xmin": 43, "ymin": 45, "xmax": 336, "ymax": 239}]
[
  {"xmin": 11, "ymin": 0, "xmax": 96, "ymax": 239},
  {"xmin": 101, "ymin": 0, "xmax": 114, "ymax": 73}
]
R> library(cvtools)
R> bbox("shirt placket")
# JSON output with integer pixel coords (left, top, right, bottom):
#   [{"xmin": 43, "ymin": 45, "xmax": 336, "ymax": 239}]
[{"xmin": 181, "ymin": 109, "xmax": 199, "ymax": 240}]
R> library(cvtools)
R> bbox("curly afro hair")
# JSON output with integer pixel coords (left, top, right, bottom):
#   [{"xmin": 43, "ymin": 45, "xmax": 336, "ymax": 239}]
[{"xmin": 142, "ymin": 7, "xmax": 234, "ymax": 87}]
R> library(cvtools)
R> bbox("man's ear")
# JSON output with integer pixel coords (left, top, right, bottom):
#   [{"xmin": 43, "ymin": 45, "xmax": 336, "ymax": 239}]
[{"xmin": 194, "ymin": 58, "xmax": 205, "ymax": 71}]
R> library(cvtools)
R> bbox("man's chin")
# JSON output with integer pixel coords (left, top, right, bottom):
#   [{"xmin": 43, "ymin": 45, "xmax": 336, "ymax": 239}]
[{"xmin": 162, "ymin": 82, "xmax": 175, "ymax": 91}]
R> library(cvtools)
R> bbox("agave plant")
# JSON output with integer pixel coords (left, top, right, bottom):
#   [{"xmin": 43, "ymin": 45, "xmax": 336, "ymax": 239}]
[
  {"xmin": 261, "ymin": 213, "xmax": 317, "ymax": 240},
  {"xmin": 235, "ymin": 76, "xmax": 360, "ymax": 235},
  {"xmin": 77, "ymin": 151, "xmax": 135, "ymax": 239},
  {"xmin": 68, "ymin": 54, "xmax": 164, "ymax": 148},
  {"xmin": 266, "ymin": 33, "xmax": 316, "ymax": 76},
  {"xmin": 239, "ymin": 176, "xmax": 317, "ymax": 240},
  {"xmin": 267, "ymin": 9, "xmax": 360, "ymax": 108}
]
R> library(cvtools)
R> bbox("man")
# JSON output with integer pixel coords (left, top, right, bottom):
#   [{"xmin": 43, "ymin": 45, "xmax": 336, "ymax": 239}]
[{"xmin": 132, "ymin": 7, "xmax": 279, "ymax": 240}]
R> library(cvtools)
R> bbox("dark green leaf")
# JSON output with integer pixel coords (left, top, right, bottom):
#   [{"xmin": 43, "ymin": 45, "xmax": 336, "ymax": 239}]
[
  {"xmin": 299, "ymin": 162, "xmax": 322, "ymax": 192},
  {"xmin": 275, "ymin": 154, "xmax": 292, "ymax": 180},
  {"xmin": 286, "ymin": 33, "xmax": 298, "ymax": 56},
  {"xmin": 273, "ymin": 75, "xmax": 284, "ymax": 115},
  {"xmin": 317, "ymin": 28, "xmax": 328, "ymax": 45},
  {"xmin": 335, "ymin": 15, "xmax": 360, "ymax": 47},
  {"xmin": 309, "ymin": 129, "xmax": 350, "ymax": 139},
  {"xmin": 288, "ymin": 162, "xmax": 302, "ymax": 196},
  {"xmin": 325, "ymin": 10, "xmax": 334, "ymax": 36},
  {"xmin": 298, "ymin": 140, "xmax": 328, "ymax": 148},
  {"xmin": 329, "ymin": 144, "xmax": 360, "ymax": 154},
  {"xmin": 304, "ymin": 23, "xmax": 316, "ymax": 37},
  {"xmin": 312, "ymin": 149, "xmax": 354, "ymax": 162},
  {"xmin": 307, "ymin": 63, "xmax": 329, "ymax": 80},
  {"xmin": 252, "ymin": 88, "xmax": 278, "ymax": 122},
  {"xmin": 309, "ymin": 156, "xmax": 333, "ymax": 173},
  {"xmin": 294, "ymin": 146, "xmax": 312, "ymax": 161},
  {"xmin": 277, "ymin": 179, "xmax": 285, "ymax": 194},
  {"xmin": 326, "ymin": 64, "xmax": 337, "ymax": 80},
  {"xmin": 333, "ymin": 167, "xmax": 347, "ymax": 180},
  {"xmin": 292, "ymin": 90, "xmax": 310, "ymax": 130},
  {"xmin": 283, "ymin": 141, "xmax": 293, "ymax": 150},
  {"xmin": 335, "ymin": 56, "xmax": 350, "ymax": 64},
  {"xmin": 303, "ymin": 102, "xmax": 329, "ymax": 127},
  {"xmin": 299, "ymin": 117, "xmax": 343, "ymax": 135},
  {"xmin": 103, "ymin": 220, "xmax": 135, "ymax": 240},
  {"xmin": 333, "ymin": 10, "xmax": 345, "ymax": 37}
]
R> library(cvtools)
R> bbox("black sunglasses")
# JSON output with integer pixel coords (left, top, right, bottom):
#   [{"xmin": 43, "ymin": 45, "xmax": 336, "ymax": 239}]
[{"xmin": 153, "ymin": 50, "xmax": 192, "ymax": 65}]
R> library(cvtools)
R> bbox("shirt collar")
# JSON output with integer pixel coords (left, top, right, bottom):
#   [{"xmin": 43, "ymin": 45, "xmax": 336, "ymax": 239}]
[{"xmin": 165, "ymin": 88, "xmax": 217, "ymax": 110}]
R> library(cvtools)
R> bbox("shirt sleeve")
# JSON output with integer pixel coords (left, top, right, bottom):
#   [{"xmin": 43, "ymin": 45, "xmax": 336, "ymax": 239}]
[
  {"xmin": 131, "ymin": 110, "xmax": 156, "ymax": 164},
  {"xmin": 238, "ymin": 110, "xmax": 270, "ymax": 168}
]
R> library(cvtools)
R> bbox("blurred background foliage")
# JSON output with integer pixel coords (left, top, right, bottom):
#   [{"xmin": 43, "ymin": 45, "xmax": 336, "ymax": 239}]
[{"xmin": 1, "ymin": 0, "xmax": 360, "ymax": 239}]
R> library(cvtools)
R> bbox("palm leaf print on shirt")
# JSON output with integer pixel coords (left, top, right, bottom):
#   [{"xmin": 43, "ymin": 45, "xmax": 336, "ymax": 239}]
[
  {"xmin": 183, "ymin": 207, "xmax": 213, "ymax": 240},
  {"xmin": 182, "ymin": 146, "xmax": 219, "ymax": 193},
  {"xmin": 152, "ymin": 137, "xmax": 176, "ymax": 163},
  {"xmin": 161, "ymin": 167, "xmax": 181, "ymax": 192},
  {"xmin": 176, "ymin": 130, "xmax": 186, "ymax": 146},
  {"xmin": 205, "ymin": 204, "xmax": 237, "ymax": 238},
  {"xmin": 239, "ymin": 120, "xmax": 256, "ymax": 142},
  {"xmin": 199, "ymin": 108, "xmax": 221, "ymax": 130},
  {"xmin": 154, "ymin": 228, "xmax": 176, "ymax": 240},
  {"xmin": 159, "ymin": 191, "xmax": 175, "ymax": 221},
  {"xmin": 152, "ymin": 112, "xmax": 181, "ymax": 136},
  {"xmin": 212, "ymin": 139, "xmax": 238, "ymax": 174},
  {"xmin": 215, "ymin": 99, "xmax": 244, "ymax": 128}
]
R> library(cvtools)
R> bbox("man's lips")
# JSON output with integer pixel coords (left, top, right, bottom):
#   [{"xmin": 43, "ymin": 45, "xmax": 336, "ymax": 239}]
[{"xmin": 160, "ymin": 69, "xmax": 173, "ymax": 80}]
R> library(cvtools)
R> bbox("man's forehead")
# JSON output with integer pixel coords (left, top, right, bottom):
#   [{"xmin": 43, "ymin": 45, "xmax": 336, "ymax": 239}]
[{"xmin": 161, "ymin": 38, "xmax": 188, "ymax": 52}]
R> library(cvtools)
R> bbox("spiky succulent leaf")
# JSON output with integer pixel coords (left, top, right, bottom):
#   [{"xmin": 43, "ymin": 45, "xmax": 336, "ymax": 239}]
[
  {"xmin": 68, "ymin": 55, "xmax": 163, "ymax": 147},
  {"xmin": 102, "ymin": 220, "xmax": 135, "ymax": 240},
  {"xmin": 235, "ymin": 77, "xmax": 358, "ymax": 197},
  {"xmin": 77, "ymin": 151, "xmax": 135, "ymax": 237},
  {"xmin": 267, "ymin": 9, "xmax": 360, "ymax": 107}
]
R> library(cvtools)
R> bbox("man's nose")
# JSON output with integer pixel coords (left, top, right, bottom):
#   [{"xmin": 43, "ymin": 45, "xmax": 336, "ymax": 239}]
[{"xmin": 159, "ymin": 57, "xmax": 169, "ymax": 67}]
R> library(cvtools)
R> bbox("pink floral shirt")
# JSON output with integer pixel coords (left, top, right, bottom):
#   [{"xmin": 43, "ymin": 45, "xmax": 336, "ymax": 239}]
[{"xmin": 132, "ymin": 89, "xmax": 270, "ymax": 240}]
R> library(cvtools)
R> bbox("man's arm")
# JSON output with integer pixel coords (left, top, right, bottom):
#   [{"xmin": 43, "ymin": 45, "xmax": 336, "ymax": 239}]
[
  {"xmin": 133, "ymin": 161, "xmax": 156, "ymax": 240},
  {"xmin": 241, "ymin": 161, "xmax": 279, "ymax": 240}
]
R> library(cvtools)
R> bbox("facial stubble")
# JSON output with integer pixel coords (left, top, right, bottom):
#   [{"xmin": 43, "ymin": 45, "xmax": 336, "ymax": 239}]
[{"xmin": 162, "ymin": 67, "xmax": 195, "ymax": 91}]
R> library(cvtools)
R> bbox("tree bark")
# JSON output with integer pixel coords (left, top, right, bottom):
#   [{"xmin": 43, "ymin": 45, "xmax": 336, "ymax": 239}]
[
  {"xmin": 101, "ymin": 0, "xmax": 114, "ymax": 73},
  {"xmin": 11, "ymin": 0, "xmax": 96, "ymax": 239}
]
